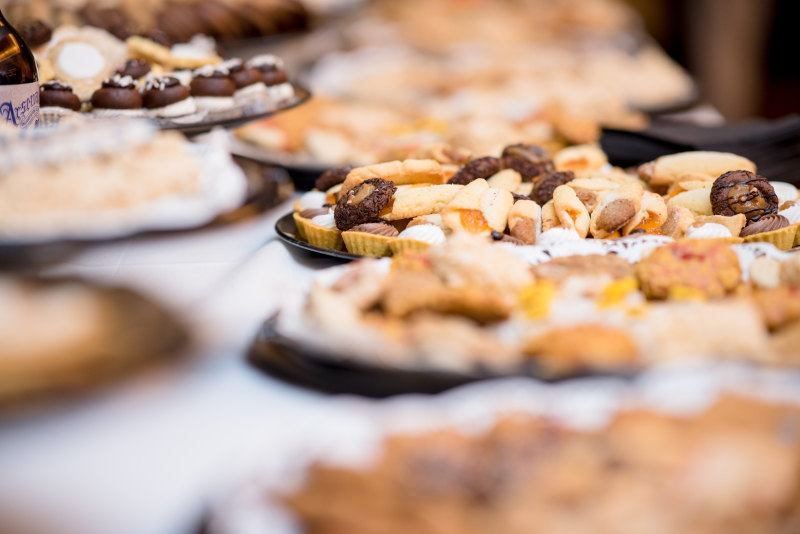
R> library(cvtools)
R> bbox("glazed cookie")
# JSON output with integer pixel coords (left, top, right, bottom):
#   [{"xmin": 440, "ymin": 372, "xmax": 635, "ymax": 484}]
[
  {"xmin": 448, "ymin": 156, "xmax": 502, "ymax": 185},
  {"xmin": 500, "ymin": 143, "xmax": 553, "ymax": 182},
  {"xmin": 710, "ymin": 170, "xmax": 779, "ymax": 223},
  {"xmin": 334, "ymin": 178, "xmax": 397, "ymax": 231}
]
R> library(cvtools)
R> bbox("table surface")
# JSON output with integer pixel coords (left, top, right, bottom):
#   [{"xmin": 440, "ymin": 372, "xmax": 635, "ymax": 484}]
[{"xmin": 0, "ymin": 199, "xmax": 378, "ymax": 534}]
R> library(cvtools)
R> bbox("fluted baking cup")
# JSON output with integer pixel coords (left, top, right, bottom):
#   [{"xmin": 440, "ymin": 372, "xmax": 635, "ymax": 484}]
[
  {"xmin": 342, "ymin": 231, "xmax": 394, "ymax": 257},
  {"xmin": 294, "ymin": 215, "xmax": 342, "ymax": 250},
  {"xmin": 742, "ymin": 222, "xmax": 800, "ymax": 251}
]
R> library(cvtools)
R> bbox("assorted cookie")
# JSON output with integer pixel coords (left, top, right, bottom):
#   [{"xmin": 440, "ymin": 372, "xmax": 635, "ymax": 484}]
[{"xmin": 293, "ymin": 146, "xmax": 800, "ymax": 257}]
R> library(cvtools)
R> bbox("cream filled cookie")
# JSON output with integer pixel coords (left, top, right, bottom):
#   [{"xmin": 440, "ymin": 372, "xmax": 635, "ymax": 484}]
[
  {"xmin": 142, "ymin": 76, "xmax": 196, "ymax": 118},
  {"xmin": 246, "ymin": 54, "xmax": 293, "ymax": 102},
  {"xmin": 39, "ymin": 81, "xmax": 82, "ymax": 114},
  {"xmin": 90, "ymin": 75, "xmax": 143, "ymax": 116},
  {"xmin": 190, "ymin": 65, "xmax": 236, "ymax": 111}
]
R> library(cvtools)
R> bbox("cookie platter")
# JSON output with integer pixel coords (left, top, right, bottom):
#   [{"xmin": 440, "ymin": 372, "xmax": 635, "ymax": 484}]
[
  {"xmin": 205, "ymin": 364, "xmax": 800, "ymax": 534},
  {"xmin": 0, "ymin": 120, "xmax": 249, "ymax": 269}
]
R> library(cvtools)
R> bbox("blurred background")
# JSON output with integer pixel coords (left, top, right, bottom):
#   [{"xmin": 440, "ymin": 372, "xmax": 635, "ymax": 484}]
[{"xmin": 629, "ymin": 0, "xmax": 798, "ymax": 120}]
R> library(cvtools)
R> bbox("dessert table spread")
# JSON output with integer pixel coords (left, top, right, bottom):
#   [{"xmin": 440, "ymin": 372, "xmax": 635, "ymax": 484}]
[{"xmin": 0, "ymin": 198, "xmax": 376, "ymax": 534}]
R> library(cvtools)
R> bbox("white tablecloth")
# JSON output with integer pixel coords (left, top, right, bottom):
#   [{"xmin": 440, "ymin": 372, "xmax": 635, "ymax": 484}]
[{"xmin": 0, "ymin": 199, "xmax": 368, "ymax": 534}]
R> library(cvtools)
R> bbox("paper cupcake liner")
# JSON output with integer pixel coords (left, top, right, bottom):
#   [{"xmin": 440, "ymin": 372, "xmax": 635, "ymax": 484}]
[
  {"xmin": 742, "ymin": 223, "xmax": 800, "ymax": 251},
  {"xmin": 295, "ymin": 215, "xmax": 342, "ymax": 250},
  {"xmin": 389, "ymin": 238, "xmax": 432, "ymax": 255},
  {"xmin": 342, "ymin": 231, "xmax": 394, "ymax": 257}
]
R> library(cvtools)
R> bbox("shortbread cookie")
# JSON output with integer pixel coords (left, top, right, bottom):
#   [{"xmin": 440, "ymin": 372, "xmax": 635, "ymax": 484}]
[
  {"xmin": 486, "ymin": 169, "xmax": 522, "ymax": 192},
  {"xmin": 638, "ymin": 151, "xmax": 756, "ymax": 188},
  {"xmin": 667, "ymin": 187, "xmax": 713, "ymax": 216},
  {"xmin": 342, "ymin": 159, "xmax": 446, "ymax": 193},
  {"xmin": 379, "ymin": 184, "xmax": 462, "ymax": 221},
  {"xmin": 566, "ymin": 176, "xmax": 618, "ymax": 213},
  {"xmin": 659, "ymin": 205, "xmax": 696, "ymax": 238}
]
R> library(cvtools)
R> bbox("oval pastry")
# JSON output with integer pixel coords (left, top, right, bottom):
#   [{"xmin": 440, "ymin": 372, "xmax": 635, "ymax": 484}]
[{"xmin": 710, "ymin": 170, "xmax": 778, "ymax": 222}]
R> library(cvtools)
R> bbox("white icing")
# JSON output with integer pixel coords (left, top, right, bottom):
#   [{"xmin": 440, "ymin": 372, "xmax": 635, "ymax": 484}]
[
  {"xmin": 143, "ymin": 75, "xmax": 181, "ymax": 91},
  {"xmin": 247, "ymin": 54, "xmax": 284, "ymax": 70},
  {"xmin": 536, "ymin": 227, "xmax": 582, "ymax": 247},
  {"xmin": 296, "ymin": 191, "xmax": 327, "ymax": 211},
  {"xmin": 311, "ymin": 212, "xmax": 337, "ymax": 230},
  {"xmin": 146, "ymin": 97, "xmax": 197, "ymax": 118},
  {"xmin": 779, "ymin": 204, "xmax": 800, "ymax": 225},
  {"xmin": 219, "ymin": 58, "xmax": 244, "ymax": 71},
  {"xmin": 267, "ymin": 83, "xmax": 294, "ymax": 102},
  {"xmin": 171, "ymin": 70, "xmax": 193, "ymax": 86},
  {"xmin": 193, "ymin": 96, "xmax": 235, "ymax": 111},
  {"xmin": 106, "ymin": 74, "xmax": 135, "ymax": 88},
  {"xmin": 770, "ymin": 181, "xmax": 799, "ymax": 205},
  {"xmin": 234, "ymin": 82, "xmax": 269, "ymax": 105},
  {"xmin": 686, "ymin": 223, "xmax": 733, "ymax": 239},
  {"xmin": 397, "ymin": 224, "xmax": 446, "ymax": 245},
  {"xmin": 193, "ymin": 64, "xmax": 229, "ymax": 77},
  {"xmin": 56, "ymin": 42, "xmax": 105, "ymax": 79}
]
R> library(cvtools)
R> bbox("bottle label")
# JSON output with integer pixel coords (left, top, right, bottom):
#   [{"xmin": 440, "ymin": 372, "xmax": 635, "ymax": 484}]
[{"xmin": 0, "ymin": 82, "xmax": 39, "ymax": 128}]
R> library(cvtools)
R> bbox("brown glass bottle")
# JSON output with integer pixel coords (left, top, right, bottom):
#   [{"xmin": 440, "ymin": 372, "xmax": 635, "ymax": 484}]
[{"xmin": 0, "ymin": 9, "xmax": 39, "ymax": 128}]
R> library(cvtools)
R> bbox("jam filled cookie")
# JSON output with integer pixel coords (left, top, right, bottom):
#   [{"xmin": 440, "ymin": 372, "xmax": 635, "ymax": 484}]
[
  {"xmin": 710, "ymin": 170, "xmax": 779, "ymax": 223},
  {"xmin": 90, "ymin": 75, "xmax": 144, "ymax": 116}
]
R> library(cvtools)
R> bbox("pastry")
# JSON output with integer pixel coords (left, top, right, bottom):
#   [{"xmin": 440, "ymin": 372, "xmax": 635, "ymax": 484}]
[
  {"xmin": 18, "ymin": 20, "xmax": 52, "ymax": 49},
  {"xmin": 525, "ymin": 323, "xmax": 638, "ymax": 374},
  {"xmin": 710, "ymin": 170, "xmax": 779, "ymax": 222},
  {"xmin": 552, "ymin": 144, "xmax": 608, "ymax": 174},
  {"xmin": 770, "ymin": 181, "xmax": 799, "ymax": 206},
  {"xmin": 638, "ymin": 151, "xmax": 757, "ymax": 188},
  {"xmin": 530, "ymin": 170, "xmax": 575, "ymax": 205},
  {"xmin": 692, "ymin": 214, "xmax": 747, "ymax": 238},
  {"xmin": 740, "ymin": 214, "xmax": 789, "ymax": 237},
  {"xmin": 659, "ymin": 205, "xmax": 695, "ymax": 238},
  {"xmin": 740, "ymin": 214, "xmax": 797, "ymax": 250},
  {"xmin": 90, "ymin": 75, "xmax": 143, "ymax": 116},
  {"xmin": 588, "ymin": 183, "xmax": 643, "ymax": 238},
  {"xmin": 441, "ymin": 180, "xmax": 503, "ymax": 234},
  {"xmin": 565, "ymin": 176, "xmax": 618, "ymax": 213},
  {"xmin": 685, "ymin": 223, "xmax": 737, "ymax": 241},
  {"xmin": 486, "ymin": 169, "xmax": 522, "ymax": 192},
  {"xmin": 667, "ymin": 187, "xmax": 713, "ymax": 216},
  {"xmin": 379, "ymin": 184, "xmax": 462, "ymax": 221},
  {"xmin": 115, "ymin": 58, "xmax": 151, "ymax": 79},
  {"xmin": 390, "ymin": 224, "xmax": 446, "ymax": 254},
  {"xmin": 532, "ymin": 254, "xmax": 633, "ymax": 285},
  {"xmin": 622, "ymin": 191, "xmax": 667, "ymax": 235},
  {"xmin": 189, "ymin": 65, "xmax": 236, "ymax": 111},
  {"xmin": 500, "ymin": 143, "xmax": 553, "ymax": 182},
  {"xmin": 448, "ymin": 156, "xmax": 502, "ymax": 185},
  {"xmin": 221, "ymin": 58, "xmax": 267, "ymax": 103},
  {"xmin": 246, "ymin": 55, "xmax": 293, "ymax": 102},
  {"xmin": 343, "ymin": 159, "xmax": 446, "ymax": 193},
  {"xmin": 342, "ymin": 223, "xmax": 399, "ymax": 257},
  {"xmin": 315, "ymin": 166, "xmax": 353, "ymax": 191},
  {"xmin": 142, "ymin": 75, "xmax": 196, "ymax": 118},
  {"xmin": 293, "ymin": 210, "xmax": 342, "ymax": 250},
  {"xmin": 39, "ymin": 81, "xmax": 81, "ymax": 113},
  {"xmin": 540, "ymin": 200, "xmax": 559, "ymax": 232},
  {"xmin": 507, "ymin": 199, "xmax": 542, "ymax": 244},
  {"xmin": 552, "ymin": 184, "xmax": 590, "ymax": 237},
  {"xmin": 334, "ymin": 178, "xmax": 397, "ymax": 231},
  {"xmin": 635, "ymin": 240, "xmax": 742, "ymax": 299}
]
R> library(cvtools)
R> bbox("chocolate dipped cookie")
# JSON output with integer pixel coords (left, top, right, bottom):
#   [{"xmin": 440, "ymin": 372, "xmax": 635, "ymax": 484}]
[
  {"xmin": 710, "ymin": 170, "xmax": 779, "ymax": 223},
  {"xmin": 190, "ymin": 66, "xmax": 236, "ymax": 111},
  {"xmin": 142, "ymin": 76, "xmax": 196, "ymax": 118},
  {"xmin": 39, "ymin": 81, "xmax": 81, "ymax": 112},
  {"xmin": 90, "ymin": 75, "xmax": 143, "ymax": 116}
]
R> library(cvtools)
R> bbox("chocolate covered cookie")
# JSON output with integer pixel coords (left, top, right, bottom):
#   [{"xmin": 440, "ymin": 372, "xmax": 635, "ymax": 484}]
[
  {"xmin": 39, "ymin": 81, "xmax": 81, "ymax": 112},
  {"xmin": 91, "ymin": 75, "xmax": 143, "ymax": 115},
  {"xmin": 448, "ymin": 157, "xmax": 502, "ymax": 185},
  {"xmin": 531, "ymin": 171, "xmax": 575, "ymax": 205},
  {"xmin": 142, "ymin": 76, "xmax": 196, "ymax": 117},
  {"xmin": 501, "ymin": 143, "xmax": 554, "ymax": 182},
  {"xmin": 315, "ymin": 166, "xmax": 354, "ymax": 191},
  {"xmin": 710, "ymin": 170, "xmax": 778, "ymax": 222},
  {"xmin": 19, "ymin": 20, "xmax": 52, "ymax": 48},
  {"xmin": 116, "ymin": 58, "xmax": 151, "ymax": 79},
  {"xmin": 334, "ymin": 178, "xmax": 397, "ymax": 231},
  {"xmin": 190, "ymin": 66, "xmax": 236, "ymax": 111},
  {"xmin": 740, "ymin": 214, "xmax": 790, "ymax": 237},
  {"xmin": 247, "ymin": 55, "xmax": 288, "ymax": 86}
]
